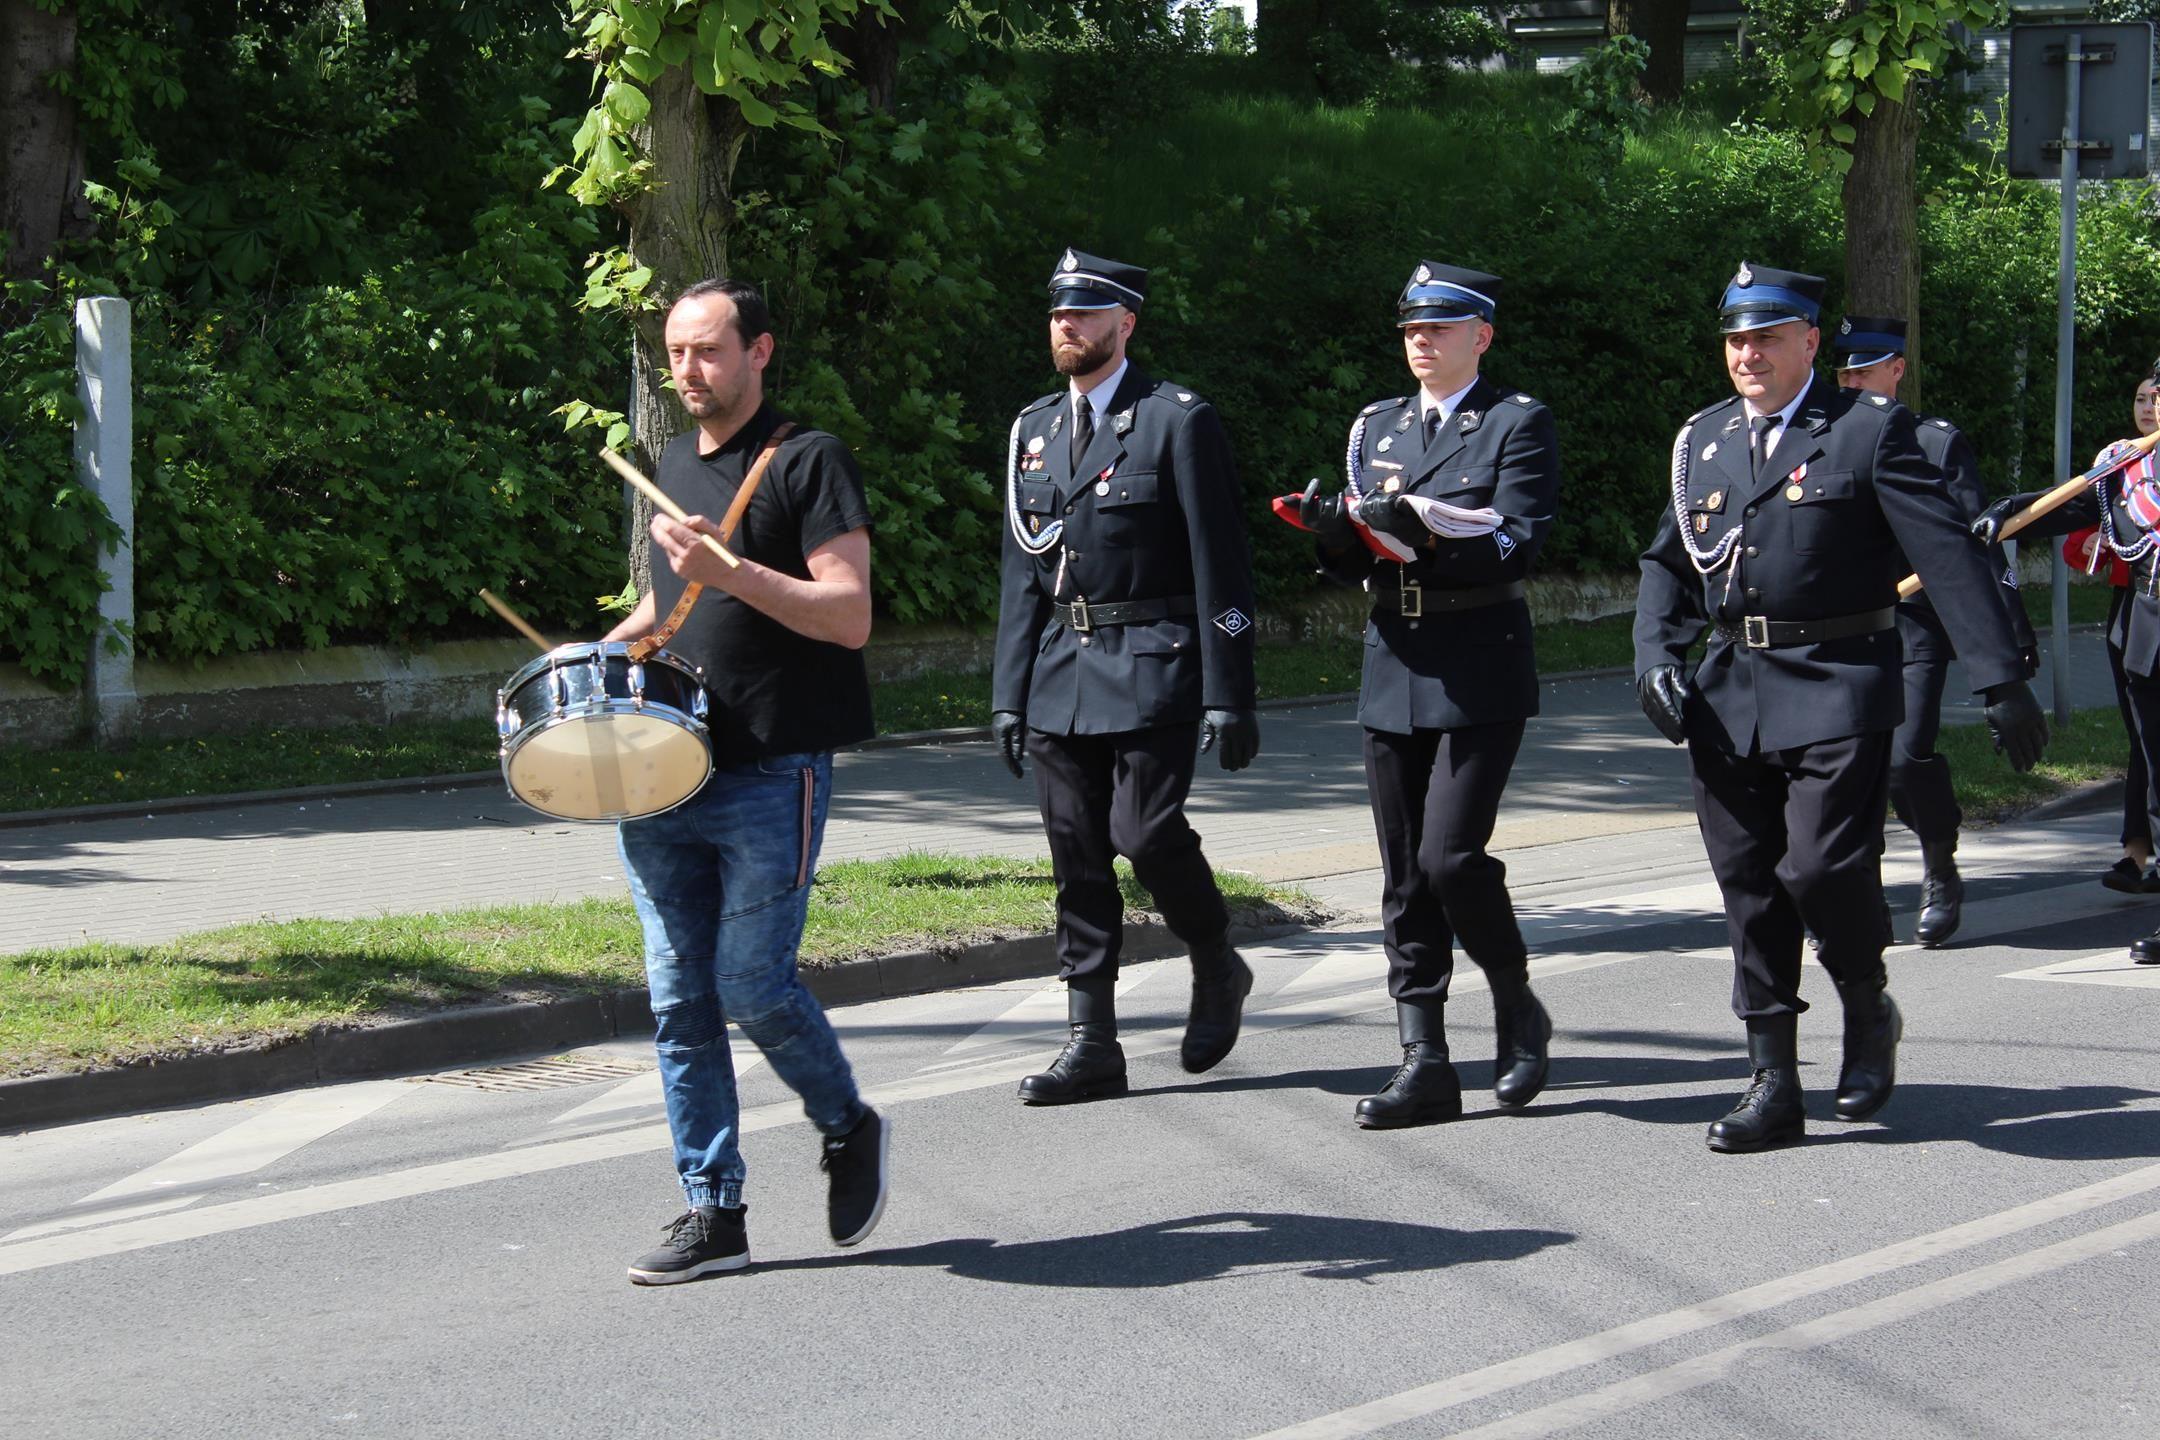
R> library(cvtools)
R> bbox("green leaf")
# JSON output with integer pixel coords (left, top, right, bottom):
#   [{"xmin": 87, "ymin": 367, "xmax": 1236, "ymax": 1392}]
[
  {"xmin": 1877, "ymin": 65, "xmax": 1907, "ymax": 103},
  {"xmin": 736, "ymin": 90, "xmax": 778, "ymax": 127},
  {"xmin": 1830, "ymin": 121, "xmax": 1857, "ymax": 144},
  {"xmin": 656, "ymin": 32, "xmax": 692, "ymax": 66},
  {"xmin": 1855, "ymin": 89, "xmax": 1878, "ymax": 116},
  {"xmin": 604, "ymin": 81, "xmax": 652, "ymax": 126},
  {"xmin": 619, "ymin": 48, "xmax": 665, "ymax": 84}
]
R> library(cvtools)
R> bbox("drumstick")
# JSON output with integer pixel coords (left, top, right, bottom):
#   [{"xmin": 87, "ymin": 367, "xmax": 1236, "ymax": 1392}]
[
  {"xmin": 478, "ymin": 588, "xmax": 553, "ymax": 652},
  {"xmin": 1896, "ymin": 427, "xmax": 2160, "ymax": 599},
  {"xmin": 600, "ymin": 447, "xmax": 740, "ymax": 570}
]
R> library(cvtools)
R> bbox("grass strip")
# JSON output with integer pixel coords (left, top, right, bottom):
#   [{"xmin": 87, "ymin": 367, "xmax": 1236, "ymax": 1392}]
[
  {"xmin": 1938, "ymin": 704, "xmax": 2129, "ymax": 823},
  {"xmin": 0, "ymin": 853, "xmax": 1326, "ymax": 1079}
]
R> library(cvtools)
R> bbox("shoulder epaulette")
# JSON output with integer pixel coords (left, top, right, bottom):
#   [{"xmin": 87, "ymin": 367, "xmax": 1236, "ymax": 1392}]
[
  {"xmin": 1018, "ymin": 391, "xmax": 1061, "ymax": 417},
  {"xmin": 1501, "ymin": 391, "xmax": 1542, "ymax": 408},
  {"xmin": 1929, "ymin": 417, "xmax": 1953, "ymax": 430},
  {"xmin": 1153, "ymin": 380, "xmax": 1204, "ymax": 408},
  {"xmin": 1686, "ymin": 397, "xmax": 1737, "ymax": 425},
  {"xmin": 1360, "ymin": 396, "xmax": 1409, "ymax": 418}
]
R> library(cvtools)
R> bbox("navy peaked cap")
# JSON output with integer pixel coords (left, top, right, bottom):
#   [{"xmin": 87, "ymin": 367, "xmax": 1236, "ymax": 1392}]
[
  {"xmin": 1048, "ymin": 248, "xmax": 1147, "ymax": 311},
  {"xmin": 1397, "ymin": 261, "xmax": 1500, "ymax": 325},
  {"xmin": 1832, "ymin": 313, "xmax": 1908, "ymax": 369},
  {"xmin": 1719, "ymin": 261, "xmax": 1825, "ymax": 333}
]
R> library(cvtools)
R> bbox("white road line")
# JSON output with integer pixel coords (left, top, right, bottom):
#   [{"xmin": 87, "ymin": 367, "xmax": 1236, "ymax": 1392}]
[
  {"xmin": 1433, "ymin": 1206, "xmax": 2160, "ymax": 1440},
  {"xmin": 546, "ymin": 1049, "xmax": 760, "ymax": 1129},
  {"xmin": 2003, "ymin": 949, "xmax": 2160, "ymax": 990},
  {"xmin": 1250, "ymin": 1159, "xmax": 2160, "ymax": 1440},
  {"xmin": 939, "ymin": 962, "xmax": 1162, "ymax": 1058},
  {"xmin": 2, "ymin": 1081, "xmax": 409, "ymax": 1243}
]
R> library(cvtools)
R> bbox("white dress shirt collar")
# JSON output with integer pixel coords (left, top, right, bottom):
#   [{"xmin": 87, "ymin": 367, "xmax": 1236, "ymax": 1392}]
[
  {"xmin": 1419, "ymin": 376, "xmax": 1480, "ymax": 428},
  {"xmin": 1743, "ymin": 380, "xmax": 1812, "ymax": 460},
  {"xmin": 1072, "ymin": 359, "xmax": 1129, "ymax": 425}
]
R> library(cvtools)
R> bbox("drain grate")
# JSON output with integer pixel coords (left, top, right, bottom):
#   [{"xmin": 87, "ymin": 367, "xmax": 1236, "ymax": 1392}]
[{"xmin": 413, "ymin": 1054, "xmax": 653, "ymax": 1093}]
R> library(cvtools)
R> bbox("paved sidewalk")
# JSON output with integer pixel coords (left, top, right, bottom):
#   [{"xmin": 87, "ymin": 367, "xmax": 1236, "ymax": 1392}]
[{"xmin": 0, "ymin": 634, "xmax": 2120, "ymax": 953}]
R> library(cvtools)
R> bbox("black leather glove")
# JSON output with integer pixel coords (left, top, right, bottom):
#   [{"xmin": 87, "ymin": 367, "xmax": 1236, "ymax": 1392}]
[
  {"xmin": 1637, "ymin": 664, "xmax": 1691, "ymax": 746},
  {"xmin": 1971, "ymin": 496, "xmax": 2019, "ymax": 545},
  {"xmin": 1983, "ymin": 680, "xmax": 2048, "ymax": 773},
  {"xmin": 990, "ymin": 710, "xmax": 1027, "ymax": 779},
  {"xmin": 1354, "ymin": 489, "xmax": 1431, "ymax": 546},
  {"xmin": 1199, "ymin": 708, "xmax": 1261, "ymax": 772},
  {"xmin": 1297, "ymin": 478, "xmax": 1356, "ymax": 548}
]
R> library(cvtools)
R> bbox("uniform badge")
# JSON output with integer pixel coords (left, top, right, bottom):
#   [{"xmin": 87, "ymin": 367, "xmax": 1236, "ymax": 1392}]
[
  {"xmin": 1868, "ymin": 395, "xmax": 1888, "ymax": 406},
  {"xmin": 1029, "ymin": 515, "xmax": 1043, "ymax": 535},
  {"xmin": 1495, "ymin": 531, "xmax": 1515, "ymax": 558},
  {"xmin": 1177, "ymin": 392, "xmax": 1193, "ymax": 402},
  {"xmin": 1722, "ymin": 415, "xmax": 1743, "ymax": 434},
  {"xmin": 1059, "ymin": 248, "xmax": 1077, "ymax": 271},
  {"xmin": 1736, "ymin": 260, "xmax": 1755, "ymax": 287},
  {"xmin": 1513, "ymin": 394, "xmax": 1533, "ymax": 404},
  {"xmin": 1377, "ymin": 436, "xmax": 1393, "ymax": 453},
  {"xmin": 1702, "ymin": 442, "xmax": 1719, "ymax": 462},
  {"xmin": 1027, "ymin": 435, "xmax": 1045, "ymax": 454},
  {"xmin": 1214, "ymin": 607, "xmax": 1252, "ymax": 637},
  {"xmin": 1932, "ymin": 418, "xmax": 1950, "ymax": 429},
  {"xmin": 1049, "ymin": 413, "xmax": 1063, "ymax": 438},
  {"xmin": 1694, "ymin": 513, "xmax": 1711, "ymax": 534},
  {"xmin": 1113, "ymin": 408, "xmax": 1134, "ymax": 436},
  {"xmin": 1838, "ymin": 317, "xmax": 1852, "ymax": 336},
  {"xmin": 1786, "ymin": 484, "xmax": 1805, "ymax": 502},
  {"xmin": 1704, "ymin": 489, "xmax": 1724, "ymax": 511},
  {"xmin": 1095, "ymin": 480, "xmax": 1110, "ymax": 496},
  {"xmin": 1414, "ymin": 264, "xmax": 1432, "ymax": 284},
  {"xmin": 1458, "ymin": 409, "xmax": 1482, "ymax": 433}
]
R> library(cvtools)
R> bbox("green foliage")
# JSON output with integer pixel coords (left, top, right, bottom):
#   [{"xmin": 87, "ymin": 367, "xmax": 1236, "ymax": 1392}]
[
  {"xmin": 1559, "ymin": 37, "xmax": 1653, "ymax": 141},
  {"xmin": 1757, "ymin": 0, "xmax": 2005, "ymax": 171},
  {"xmin": 0, "ymin": 277, "xmax": 122, "ymax": 685},
  {"xmin": 730, "ymin": 60, "xmax": 1047, "ymax": 623},
  {"xmin": 560, "ymin": 0, "xmax": 896, "ymax": 203}
]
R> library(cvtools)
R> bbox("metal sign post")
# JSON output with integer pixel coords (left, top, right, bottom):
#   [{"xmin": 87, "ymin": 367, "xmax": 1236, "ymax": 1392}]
[{"xmin": 2009, "ymin": 23, "xmax": 2154, "ymax": 723}]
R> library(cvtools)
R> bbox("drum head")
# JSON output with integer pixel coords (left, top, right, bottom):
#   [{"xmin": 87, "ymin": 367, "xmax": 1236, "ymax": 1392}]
[{"xmin": 503, "ymin": 711, "xmax": 711, "ymax": 821}]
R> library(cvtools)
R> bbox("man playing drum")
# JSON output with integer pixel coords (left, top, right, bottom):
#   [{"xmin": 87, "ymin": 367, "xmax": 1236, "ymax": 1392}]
[{"xmin": 604, "ymin": 278, "xmax": 889, "ymax": 1283}]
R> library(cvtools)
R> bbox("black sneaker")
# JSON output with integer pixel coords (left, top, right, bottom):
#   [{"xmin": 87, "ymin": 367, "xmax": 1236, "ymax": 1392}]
[
  {"xmin": 820, "ymin": 1106, "xmax": 889, "ymax": 1248},
  {"xmin": 2102, "ymin": 857, "xmax": 2147, "ymax": 894},
  {"xmin": 626, "ymin": 1205, "xmax": 749, "ymax": 1285}
]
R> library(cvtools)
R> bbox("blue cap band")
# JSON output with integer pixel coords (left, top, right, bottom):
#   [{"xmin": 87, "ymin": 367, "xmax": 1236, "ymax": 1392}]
[
  {"xmin": 1400, "ymin": 280, "xmax": 1495, "ymax": 320},
  {"xmin": 1720, "ymin": 283, "xmax": 1820, "ymax": 323}
]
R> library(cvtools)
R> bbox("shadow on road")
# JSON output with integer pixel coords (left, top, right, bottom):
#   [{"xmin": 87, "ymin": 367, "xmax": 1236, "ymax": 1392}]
[{"xmin": 766, "ymin": 1210, "xmax": 1573, "ymax": 1286}]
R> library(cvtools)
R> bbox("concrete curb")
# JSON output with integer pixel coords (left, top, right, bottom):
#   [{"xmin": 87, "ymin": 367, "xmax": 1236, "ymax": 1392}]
[
  {"xmin": 2016, "ymin": 775, "xmax": 2124, "ymax": 824},
  {"xmin": 0, "ymin": 917, "xmax": 1307, "ymax": 1134}
]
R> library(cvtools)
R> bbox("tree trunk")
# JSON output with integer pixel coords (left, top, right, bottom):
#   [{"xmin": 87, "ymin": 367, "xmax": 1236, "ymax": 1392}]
[
  {"xmin": 1, "ymin": 0, "xmax": 88, "ymax": 283},
  {"xmin": 1606, "ymin": 0, "xmax": 1691, "ymax": 104},
  {"xmin": 833, "ymin": 10, "xmax": 900, "ymax": 114},
  {"xmin": 613, "ymin": 65, "xmax": 742, "ymax": 592},
  {"xmin": 1842, "ymin": 94, "xmax": 1924, "ymax": 410}
]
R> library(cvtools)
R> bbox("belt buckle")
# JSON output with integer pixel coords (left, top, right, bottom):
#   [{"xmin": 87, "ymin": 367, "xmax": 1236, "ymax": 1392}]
[
  {"xmin": 1743, "ymin": 615, "xmax": 1770, "ymax": 649},
  {"xmin": 1069, "ymin": 596, "xmax": 1091, "ymax": 632},
  {"xmin": 1400, "ymin": 577, "xmax": 1423, "ymax": 620}
]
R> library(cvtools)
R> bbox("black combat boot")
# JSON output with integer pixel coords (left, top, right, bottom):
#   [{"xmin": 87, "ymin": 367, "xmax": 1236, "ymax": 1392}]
[
  {"xmin": 1487, "ymin": 975, "xmax": 1553, "ymax": 1110},
  {"xmin": 1018, "ymin": 977, "xmax": 1127, "ymax": 1105},
  {"xmin": 1914, "ymin": 839, "xmax": 1963, "ymax": 948},
  {"xmin": 1834, "ymin": 984, "xmax": 1903, "ymax": 1121},
  {"xmin": 1181, "ymin": 937, "xmax": 1254, "ymax": 1074},
  {"xmin": 1706, "ymin": 1015, "xmax": 1805, "ymax": 1153},
  {"xmin": 1354, "ymin": 1001, "xmax": 1462, "ymax": 1130}
]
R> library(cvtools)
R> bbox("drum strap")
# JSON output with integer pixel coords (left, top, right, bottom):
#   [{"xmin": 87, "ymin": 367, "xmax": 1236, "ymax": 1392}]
[{"xmin": 629, "ymin": 422, "xmax": 796, "ymax": 662}]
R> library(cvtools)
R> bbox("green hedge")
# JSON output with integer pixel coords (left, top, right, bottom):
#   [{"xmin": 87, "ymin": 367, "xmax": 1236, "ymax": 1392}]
[{"xmin": 12, "ymin": 25, "xmax": 2160, "ymax": 688}]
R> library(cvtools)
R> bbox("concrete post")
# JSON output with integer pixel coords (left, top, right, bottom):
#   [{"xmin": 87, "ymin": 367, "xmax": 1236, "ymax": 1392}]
[{"xmin": 76, "ymin": 296, "xmax": 137, "ymax": 746}]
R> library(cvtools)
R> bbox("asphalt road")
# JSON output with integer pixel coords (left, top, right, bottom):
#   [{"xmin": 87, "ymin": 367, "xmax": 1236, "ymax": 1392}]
[{"xmin": 5, "ymin": 805, "xmax": 2158, "ymax": 1439}]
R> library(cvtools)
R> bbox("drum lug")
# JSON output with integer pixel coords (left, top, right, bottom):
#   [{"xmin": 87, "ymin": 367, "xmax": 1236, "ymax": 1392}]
[
  {"xmin": 495, "ymin": 702, "xmax": 515, "ymax": 740},
  {"xmin": 692, "ymin": 689, "xmax": 709, "ymax": 721},
  {"xmin": 629, "ymin": 661, "xmax": 646, "ymax": 711},
  {"xmin": 548, "ymin": 668, "xmax": 566, "ymax": 713}
]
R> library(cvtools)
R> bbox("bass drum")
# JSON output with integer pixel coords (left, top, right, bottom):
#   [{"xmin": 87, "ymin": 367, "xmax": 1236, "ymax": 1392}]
[{"xmin": 495, "ymin": 641, "xmax": 712, "ymax": 821}]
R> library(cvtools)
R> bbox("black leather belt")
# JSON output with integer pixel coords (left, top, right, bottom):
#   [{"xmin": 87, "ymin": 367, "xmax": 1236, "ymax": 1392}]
[
  {"xmin": 1714, "ymin": 606, "xmax": 1897, "ymax": 650},
  {"xmin": 1369, "ymin": 578, "xmax": 1525, "ymax": 619},
  {"xmin": 1052, "ymin": 595, "xmax": 1197, "ymax": 632}
]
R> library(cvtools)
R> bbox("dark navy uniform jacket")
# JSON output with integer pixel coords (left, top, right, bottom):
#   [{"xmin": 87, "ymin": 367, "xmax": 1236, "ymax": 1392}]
[
  {"xmin": 1319, "ymin": 375, "xmax": 1560, "ymax": 733},
  {"xmin": 1634, "ymin": 375, "xmax": 2026, "ymax": 753},
  {"xmin": 1896, "ymin": 415, "xmax": 2032, "ymax": 662},
  {"xmin": 992, "ymin": 366, "xmax": 1257, "ymax": 736},
  {"xmin": 1997, "ymin": 456, "xmax": 2160, "ymax": 678}
]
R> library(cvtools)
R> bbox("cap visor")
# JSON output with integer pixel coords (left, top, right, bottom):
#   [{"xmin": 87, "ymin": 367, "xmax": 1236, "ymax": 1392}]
[{"xmin": 1720, "ymin": 312, "xmax": 1811, "ymax": 335}]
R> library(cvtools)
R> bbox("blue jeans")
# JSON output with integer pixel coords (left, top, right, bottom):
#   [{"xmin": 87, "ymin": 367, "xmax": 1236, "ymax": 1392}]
[{"xmin": 617, "ymin": 752, "xmax": 863, "ymax": 1210}]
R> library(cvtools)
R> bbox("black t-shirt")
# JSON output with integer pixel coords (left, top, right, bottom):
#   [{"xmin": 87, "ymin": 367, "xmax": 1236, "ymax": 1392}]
[{"xmin": 647, "ymin": 403, "xmax": 875, "ymax": 760}]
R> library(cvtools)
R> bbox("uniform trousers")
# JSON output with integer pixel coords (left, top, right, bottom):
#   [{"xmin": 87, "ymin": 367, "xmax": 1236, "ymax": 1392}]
[
  {"xmin": 1888, "ymin": 646, "xmax": 1961, "ymax": 846},
  {"xmin": 1687, "ymin": 728, "xmax": 1894, "ymax": 1020},
  {"xmin": 2115, "ymin": 657, "xmax": 2160, "ymax": 855},
  {"xmin": 1362, "ymin": 721, "xmax": 1530, "ymax": 1003},
  {"xmin": 2106, "ymin": 589, "xmax": 2155, "ymax": 850},
  {"xmin": 1028, "ymin": 723, "xmax": 1230, "ymax": 984}
]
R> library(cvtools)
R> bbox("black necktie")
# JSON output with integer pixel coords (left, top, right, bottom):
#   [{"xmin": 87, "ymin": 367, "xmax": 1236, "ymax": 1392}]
[
  {"xmin": 1749, "ymin": 414, "xmax": 1778, "ymax": 481},
  {"xmin": 1072, "ymin": 397, "xmax": 1095, "ymax": 471},
  {"xmin": 1424, "ymin": 410, "xmax": 1443, "ymax": 445}
]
